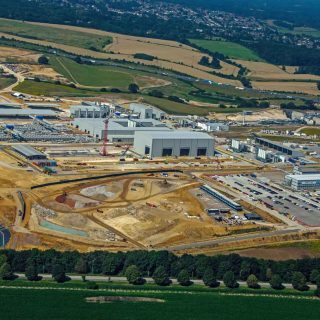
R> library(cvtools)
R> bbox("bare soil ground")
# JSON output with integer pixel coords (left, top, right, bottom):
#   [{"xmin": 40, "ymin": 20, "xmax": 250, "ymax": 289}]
[
  {"xmin": 0, "ymin": 46, "xmax": 40, "ymax": 63},
  {"xmin": 18, "ymin": 173, "xmax": 266, "ymax": 251},
  {"xmin": 21, "ymin": 64, "xmax": 67, "ymax": 82},
  {"xmin": 214, "ymin": 107, "xmax": 287, "ymax": 122}
]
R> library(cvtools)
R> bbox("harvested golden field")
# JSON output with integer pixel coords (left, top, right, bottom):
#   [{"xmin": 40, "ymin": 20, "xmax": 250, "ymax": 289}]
[
  {"xmin": 0, "ymin": 46, "xmax": 40, "ymax": 63},
  {"xmin": 252, "ymin": 81, "xmax": 320, "ymax": 95},
  {"xmin": 0, "ymin": 19, "xmax": 240, "ymax": 84},
  {"xmin": 235, "ymin": 59, "xmax": 320, "ymax": 81}
]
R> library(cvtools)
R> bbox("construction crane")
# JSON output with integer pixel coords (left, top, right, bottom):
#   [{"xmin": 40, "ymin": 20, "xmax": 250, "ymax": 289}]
[{"xmin": 100, "ymin": 117, "xmax": 110, "ymax": 156}]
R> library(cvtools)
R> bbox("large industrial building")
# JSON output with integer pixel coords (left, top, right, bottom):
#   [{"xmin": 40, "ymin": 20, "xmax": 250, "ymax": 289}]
[
  {"xmin": 285, "ymin": 174, "xmax": 320, "ymax": 190},
  {"xmin": 133, "ymin": 131, "xmax": 214, "ymax": 157},
  {"xmin": 255, "ymin": 137, "xmax": 303, "ymax": 157},
  {"xmin": 70, "ymin": 103, "xmax": 114, "ymax": 118},
  {"xmin": 73, "ymin": 118, "xmax": 170, "ymax": 143},
  {"xmin": 130, "ymin": 103, "xmax": 166, "ymax": 120}
]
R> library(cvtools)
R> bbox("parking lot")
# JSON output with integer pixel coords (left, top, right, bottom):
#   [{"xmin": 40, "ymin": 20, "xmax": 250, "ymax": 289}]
[
  {"xmin": 189, "ymin": 188, "xmax": 252, "ymax": 226},
  {"xmin": 214, "ymin": 173, "xmax": 320, "ymax": 227}
]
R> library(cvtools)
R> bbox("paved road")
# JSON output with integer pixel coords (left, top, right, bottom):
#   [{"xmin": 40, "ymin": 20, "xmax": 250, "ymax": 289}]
[
  {"xmin": 165, "ymin": 228, "xmax": 301, "ymax": 251},
  {"xmin": 15, "ymin": 274, "xmax": 316, "ymax": 290},
  {"xmin": 0, "ymin": 225, "xmax": 11, "ymax": 247}
]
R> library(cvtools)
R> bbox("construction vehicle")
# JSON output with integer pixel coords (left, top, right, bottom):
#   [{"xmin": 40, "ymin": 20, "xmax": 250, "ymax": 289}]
[{"xmin": 43, "ymin": 167, "xmax": 56, "ymax": 175}]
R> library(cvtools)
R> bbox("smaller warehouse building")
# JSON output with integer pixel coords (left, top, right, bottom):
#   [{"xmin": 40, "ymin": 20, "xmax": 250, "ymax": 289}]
[
  {"xmin": 285, "ymin": 174, "xmax": 320, "ymax": 190},
  {"xmin": 197, "ymin": 122, "xmax": 229, "ymax": 132},
  {"xmin": 293, "ymin": 166, "xmax": 320, "ymax": 175},
  {"xmin": 130, "ymin": 103, "xmax": 166, "ymax": 120},
  {"xmin": 134, "ymin": 131, "xmax": 214, "ymax": 157},
  {"xmin": 255, "ymin": 137, "xmax": 303, "ymax": 157},
  {"xmin": 12, "ymin": 145, "xmax": 47, "ymax": 160}
]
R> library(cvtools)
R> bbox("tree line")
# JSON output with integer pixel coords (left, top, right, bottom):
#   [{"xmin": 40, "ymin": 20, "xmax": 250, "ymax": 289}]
[{"xmin": 0, "ymin": 249, "xmax": 319, "ymax": 293}]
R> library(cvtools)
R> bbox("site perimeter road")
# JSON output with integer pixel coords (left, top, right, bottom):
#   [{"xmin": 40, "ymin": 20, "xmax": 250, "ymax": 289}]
[
  {"xmin": 165, "ymin": 228, "xmax": 302, "ymax": 251},
  {"xmin": 13, "ymin": 273, "xmax": 317, "ymax": 290},
  {"xmin": 0, "ymin": 64, "xmax": 24, "ymax": 92}
]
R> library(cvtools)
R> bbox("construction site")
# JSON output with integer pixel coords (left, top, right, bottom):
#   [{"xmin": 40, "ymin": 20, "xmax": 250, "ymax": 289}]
[{"xmin": 0, "ymin": 91, "xmax": 318, "ymax": 254}]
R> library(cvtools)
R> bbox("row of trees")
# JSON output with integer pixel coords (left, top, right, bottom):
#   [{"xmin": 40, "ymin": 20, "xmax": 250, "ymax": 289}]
[
  {"xmin": 1, "ymin": 249, "xmax": 320, "ymax": 284},
  {"xmin": 1, "ymin": 254, "xmax": 319, "ymax": 295}
]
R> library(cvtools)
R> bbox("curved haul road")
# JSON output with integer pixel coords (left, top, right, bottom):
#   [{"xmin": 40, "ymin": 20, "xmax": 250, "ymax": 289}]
[{"xmin": 165, "ymin": 228, "xmax": 301, "ymax": 251}]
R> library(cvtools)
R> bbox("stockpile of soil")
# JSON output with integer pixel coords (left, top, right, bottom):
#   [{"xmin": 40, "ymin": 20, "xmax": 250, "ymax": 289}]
[{"xmin": 86, "ymin": 296, "xmax": 165, "ymax": 303}]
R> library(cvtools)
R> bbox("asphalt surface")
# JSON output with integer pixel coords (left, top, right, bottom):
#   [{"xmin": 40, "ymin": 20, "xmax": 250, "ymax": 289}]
[
  {"xmin": 0, "ymin": 225, "xmax": 11, "ymax": 247},
  {"xmin": 165, "ymin": 228, "xmax": 301, "ymax": 251}
]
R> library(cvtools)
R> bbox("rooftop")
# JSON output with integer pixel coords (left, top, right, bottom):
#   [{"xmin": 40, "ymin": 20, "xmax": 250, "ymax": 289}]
[
  {"xmin": 12, "ymin": 144, "xmax": 46, "ymax": 157},
  {"xmin": 0, "ymin": 109, "xmax": 57, "ymax": 116},
  {"xmin": 286, "ymin": 174, "xmax": 320, "ymax": 181},
  {"xmin": 134, "ymin": 130, "xmax": 214, "ymax": 140}
]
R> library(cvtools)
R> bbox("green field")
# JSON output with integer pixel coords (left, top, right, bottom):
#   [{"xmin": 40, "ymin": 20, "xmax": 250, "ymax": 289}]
[
  {"xmin": 142, "ymin": 95, "xmax": 219, "ymax": 115},
  {"xmin": 49, "ymin": 57, "xmax": 136, "ymax": 88},
  {"xmin": 189, "ymin": 39, "xmax": 262, "ymax": 61},
  {"xmin": 0, "ymin": 282, "xmax": 319, "ymax": 320},
  {"xmin": 0, "ymin": 18, "xmax": 112, "ymax": 51},
  {"xmin": 14, "ymin": 80, "xmax": 104, "ymax": 97},
  {"xmin": 142, "ymin": 95, "xmax": 261, "ymax": 115},
  {"xmin": 266, "ymin": 240, "xmax": 320, "ymax": 253},
  {"xmin": 0, "ymin": 77, "xmax": 15, "ymax": 90},
  {"xmin": 299, "ymin": 127, "xmax": 320, "ymax": 136}
]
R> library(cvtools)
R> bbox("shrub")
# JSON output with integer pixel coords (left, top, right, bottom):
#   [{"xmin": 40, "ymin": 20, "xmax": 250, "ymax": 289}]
[
  {"xmin": 52, "ymin": 264, "xmax": 69, "ymax": 283},
  {"xmin": 0, "ymin": 262, "xmax": 15, "ymax": 280},
  {"xmin": 152, "ymin": 266, "xmax": 171, "ymax": 286},
  {"xmin": 25, "ymin": 262, "xmax": 41, "ymax": 281},
  {"xmin": 125, "ymin": 265, "xmax": 144, "ymax": 285},
  {"xmin": 292, "ymin": 272, "xmax": 309, "ymax": 291},
  {"xmin": 223, "ymin": 271, "xmax": 239, "ymax": 289},
  {"xmin": 177, "ymin": 269, "xmax": 192, "ymax": 286},
  {"xmin": 86, "ymin": 281, "xmax": 99, "ymax": 290},
  {"xmin": 270, "ymin": 274, "xmax": 284, "ymax": 290},
  {"xmin": 203, "ymin": 268, "xmax": 220, "ymax": 288},
  {"xmin": 246, "ymin": 274, "xmax": 260, "ymax": 289}
]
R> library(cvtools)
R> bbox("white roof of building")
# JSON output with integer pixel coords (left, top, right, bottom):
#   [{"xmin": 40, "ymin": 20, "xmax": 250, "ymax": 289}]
[
  {"xmin": 12, "ymin": 144, "xmax": 46, "ymax": 157},
  {"xmin": 287, "ymin": 174, "xmax": 320, "ymax": 181},
  {"xmin": 73, "ymin": 118, "xmax": 170, "ymax": 132},
  {"xmin": 0, "ymin": 109, "xmax": 57, "ymax": 116},
  {"xmin": 134, "ymin": 130, "xmax": 214, "ymax": 140}
]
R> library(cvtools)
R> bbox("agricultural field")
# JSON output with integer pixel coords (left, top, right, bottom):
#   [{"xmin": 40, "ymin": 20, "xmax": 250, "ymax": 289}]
[
  {"xmin": 0, "ymin": 284, "xmax": 319, "ymax": 320},
  {"xmin": 0, "ymin": 18, "xmax": 112, "ymax": 51},
  {"xmin": 0, "ymin": 77, "xmax": 16, "ymax": 90},
  {"xmin": 49, "ymin": 56, "xmax": 170, "ymax": 89},
  {"xmin": 189, "ymin": 39, "xmax": 262, "ymax": 61},
  {"xmin": 0, "ymin": 19, "xmax": 240, "ymax": 85},
  {"xmin": 236, "ymin": 60, "xmax": 320, "ymax": 81},
  {"xmin": 299, "ymin": 127, "xmax": 320, "ymax": 136},
  {"xmin": 268, "ymin": 20, "xmax": 320, "ymax": 38},
  {"xmin": 142, "ymin": 95, "xmax": 220, "ymax": 115},
  {"xmin": 14, "ymin": 80, "xmax": 105, "ymax": 97},
  {"xmin": 252, "ymin": 81, "xmax": 320, "ymax": 96}
]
